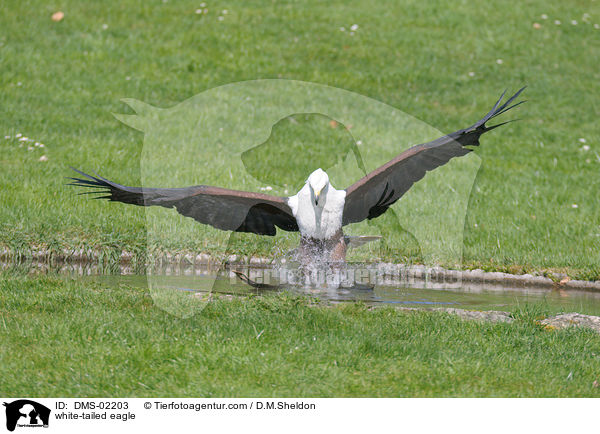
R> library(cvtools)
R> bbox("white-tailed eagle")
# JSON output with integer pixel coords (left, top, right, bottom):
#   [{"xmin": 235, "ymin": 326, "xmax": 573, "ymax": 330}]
[{"xmin": 70, "ymin": 88, "xmax": 525, "ymax": 262}]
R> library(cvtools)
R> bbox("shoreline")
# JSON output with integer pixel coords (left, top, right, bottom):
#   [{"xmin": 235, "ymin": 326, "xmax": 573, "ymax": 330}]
[
  {"xmin": 381, "ymin": 307, "xmax": 600, "ymax": 334},
  {"xmin": 2, "ymin": 246, "xmax": 600, "ymax": 291}
]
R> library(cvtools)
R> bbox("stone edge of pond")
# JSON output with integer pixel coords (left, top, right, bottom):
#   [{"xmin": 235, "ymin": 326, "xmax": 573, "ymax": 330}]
[
  {"xmin": 392, "ymin": 307, "xmax": 515, "ymax": 323},
  {"xmin": 385, "ymin": 306, "xmax": 600, "ymax": 334},
  {"xmin": 2, "ymin": 247, "xmax": 600, "ymax": 291},
  {"xmin": 539, "ymin": 313, "xmax": 600, "ymax": 333}
]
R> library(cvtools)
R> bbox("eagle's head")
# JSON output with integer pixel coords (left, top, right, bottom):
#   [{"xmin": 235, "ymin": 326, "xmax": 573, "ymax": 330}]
[{"xmin": 307, "ymin": 168, "xmax": 330, "ymax": 206}]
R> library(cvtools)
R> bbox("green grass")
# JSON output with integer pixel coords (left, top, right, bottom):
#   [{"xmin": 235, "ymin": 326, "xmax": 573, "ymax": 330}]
[
  {"xmin": 2, "ymin": 0, "xmax": 599, "ymax": 400},
  {"xmin": 1, "ymin": 0, "xmax": 599, "ymax": 278},
  {"xmin": 1, "ymin": 274, "xmax": 599, "ymax": 397}
]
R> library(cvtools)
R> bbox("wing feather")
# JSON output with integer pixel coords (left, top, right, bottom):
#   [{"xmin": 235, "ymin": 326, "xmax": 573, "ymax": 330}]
[
  {"xmin": 68, "ymin": 168, "xmax": 298, "ymax": 236},
  {"xmin": 342, "ymin": 87, "xmax": 525, "ymax": 225}
]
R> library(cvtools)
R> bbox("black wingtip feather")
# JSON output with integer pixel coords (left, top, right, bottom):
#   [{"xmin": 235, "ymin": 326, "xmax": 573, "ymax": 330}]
[
  {"xmin": 483, "ymin": 119, "xmax": 519, "ymax": 132},
  {"xmin": 494, "ymin": 99, "xmax": 527, "ymax": 118},
  {"xmin": 485, "ymin": 86, "xmax": 526, "ymax": 122},
  {"xmin": 69, "ymin": 167, "xmax": 122, "ymax": 191},
  {"xmin": 69, "ymin": 166, "xmax": 98, "ymax": 181},
  {"xmin": 485, "ymin": 88, "xmax": 508, "ymax": 122},
  {"xmin": 449, "ymin": 88, "xmax": 526, "ymax": 149},
  {"xmin": 459, "ymin": 87, "xmax": 526, "ymax": 146},
  {"xmin": 68, "ymin": 167, "xmax": 117, "ymax": 202}
]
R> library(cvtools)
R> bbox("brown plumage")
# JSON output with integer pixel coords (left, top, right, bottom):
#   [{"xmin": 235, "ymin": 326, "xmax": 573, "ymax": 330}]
[
  {"xmin": 69, "ymin": 169, "xmax": 298, "ymax": 236},
  {"xmin": 342, "ymin": 87, "xmax": 526, "ymax": 225}
]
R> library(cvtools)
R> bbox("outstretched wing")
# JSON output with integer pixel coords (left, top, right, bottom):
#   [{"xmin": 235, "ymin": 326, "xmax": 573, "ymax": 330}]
[
  {"xmin": 68, "ymin": 169, "xmax": 299, "ymax": 236},
  {"xmin": 342, "ymin": 87, "xmax": 525, "ymax": 226}
]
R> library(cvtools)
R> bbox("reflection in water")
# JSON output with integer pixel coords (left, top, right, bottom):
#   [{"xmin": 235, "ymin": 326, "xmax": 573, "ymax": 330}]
[
  {"xmin": 5, "ymin": 260, "xmax": 600, "ymax": 315},
  {"xmin": 83, "ymin": 264, "xmax": 600, "ymax": 316}
]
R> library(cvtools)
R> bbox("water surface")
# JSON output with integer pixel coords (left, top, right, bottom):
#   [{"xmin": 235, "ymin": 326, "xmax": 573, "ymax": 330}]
[{"xmin": 87, "ymin": 267, "xmax": 600, "ymax": 316}]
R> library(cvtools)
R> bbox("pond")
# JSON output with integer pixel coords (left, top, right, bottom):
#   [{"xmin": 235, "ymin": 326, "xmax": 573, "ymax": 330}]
[
  {"xmin": 7, "ymin": 259, "xmax": 600, "ymax": 316},
  {"xmin": 77, "ymin": 263, "xmax": 600, "ymax": 316}
]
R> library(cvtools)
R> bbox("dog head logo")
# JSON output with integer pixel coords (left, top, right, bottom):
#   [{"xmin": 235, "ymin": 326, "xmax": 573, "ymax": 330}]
[
  {"xmin": 111, "ymin": 80, "xmax": 481, "ymax": 317},
  {"xmin": 3, "ymin": 400, "xmax": 50, "ymax": 431}
]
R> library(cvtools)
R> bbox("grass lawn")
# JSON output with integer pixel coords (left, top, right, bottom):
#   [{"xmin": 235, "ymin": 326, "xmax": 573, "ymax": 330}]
[
  {"xmin": 1, "ymin": 273, "xmax": 600, "ymax": 397},
  {"xmin": 1, "ymin": 0, "xmax": 600, "ymax": 399},
  {"xmin": 0, "ymin": 0, "xmax": 599, "ymax": 278}
]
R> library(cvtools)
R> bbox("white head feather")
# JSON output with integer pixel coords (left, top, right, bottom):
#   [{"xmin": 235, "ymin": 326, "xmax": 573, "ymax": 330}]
[{"xmin": 307, "ymin": 168, "xmax": 329, "ymax": 205}]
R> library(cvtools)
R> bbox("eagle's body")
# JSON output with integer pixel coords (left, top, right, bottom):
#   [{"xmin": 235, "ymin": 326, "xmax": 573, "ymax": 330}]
[
  {"xmin": 70, "ymin": 88, "xmax": 525, "ymax": 266},
  {"xmin": 287, "ymin": 169, "xmax": 346, "ymax": 240},
  {"xmin": 287, "ymin": 170, "xmax": 348, "ymax": 263}
]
